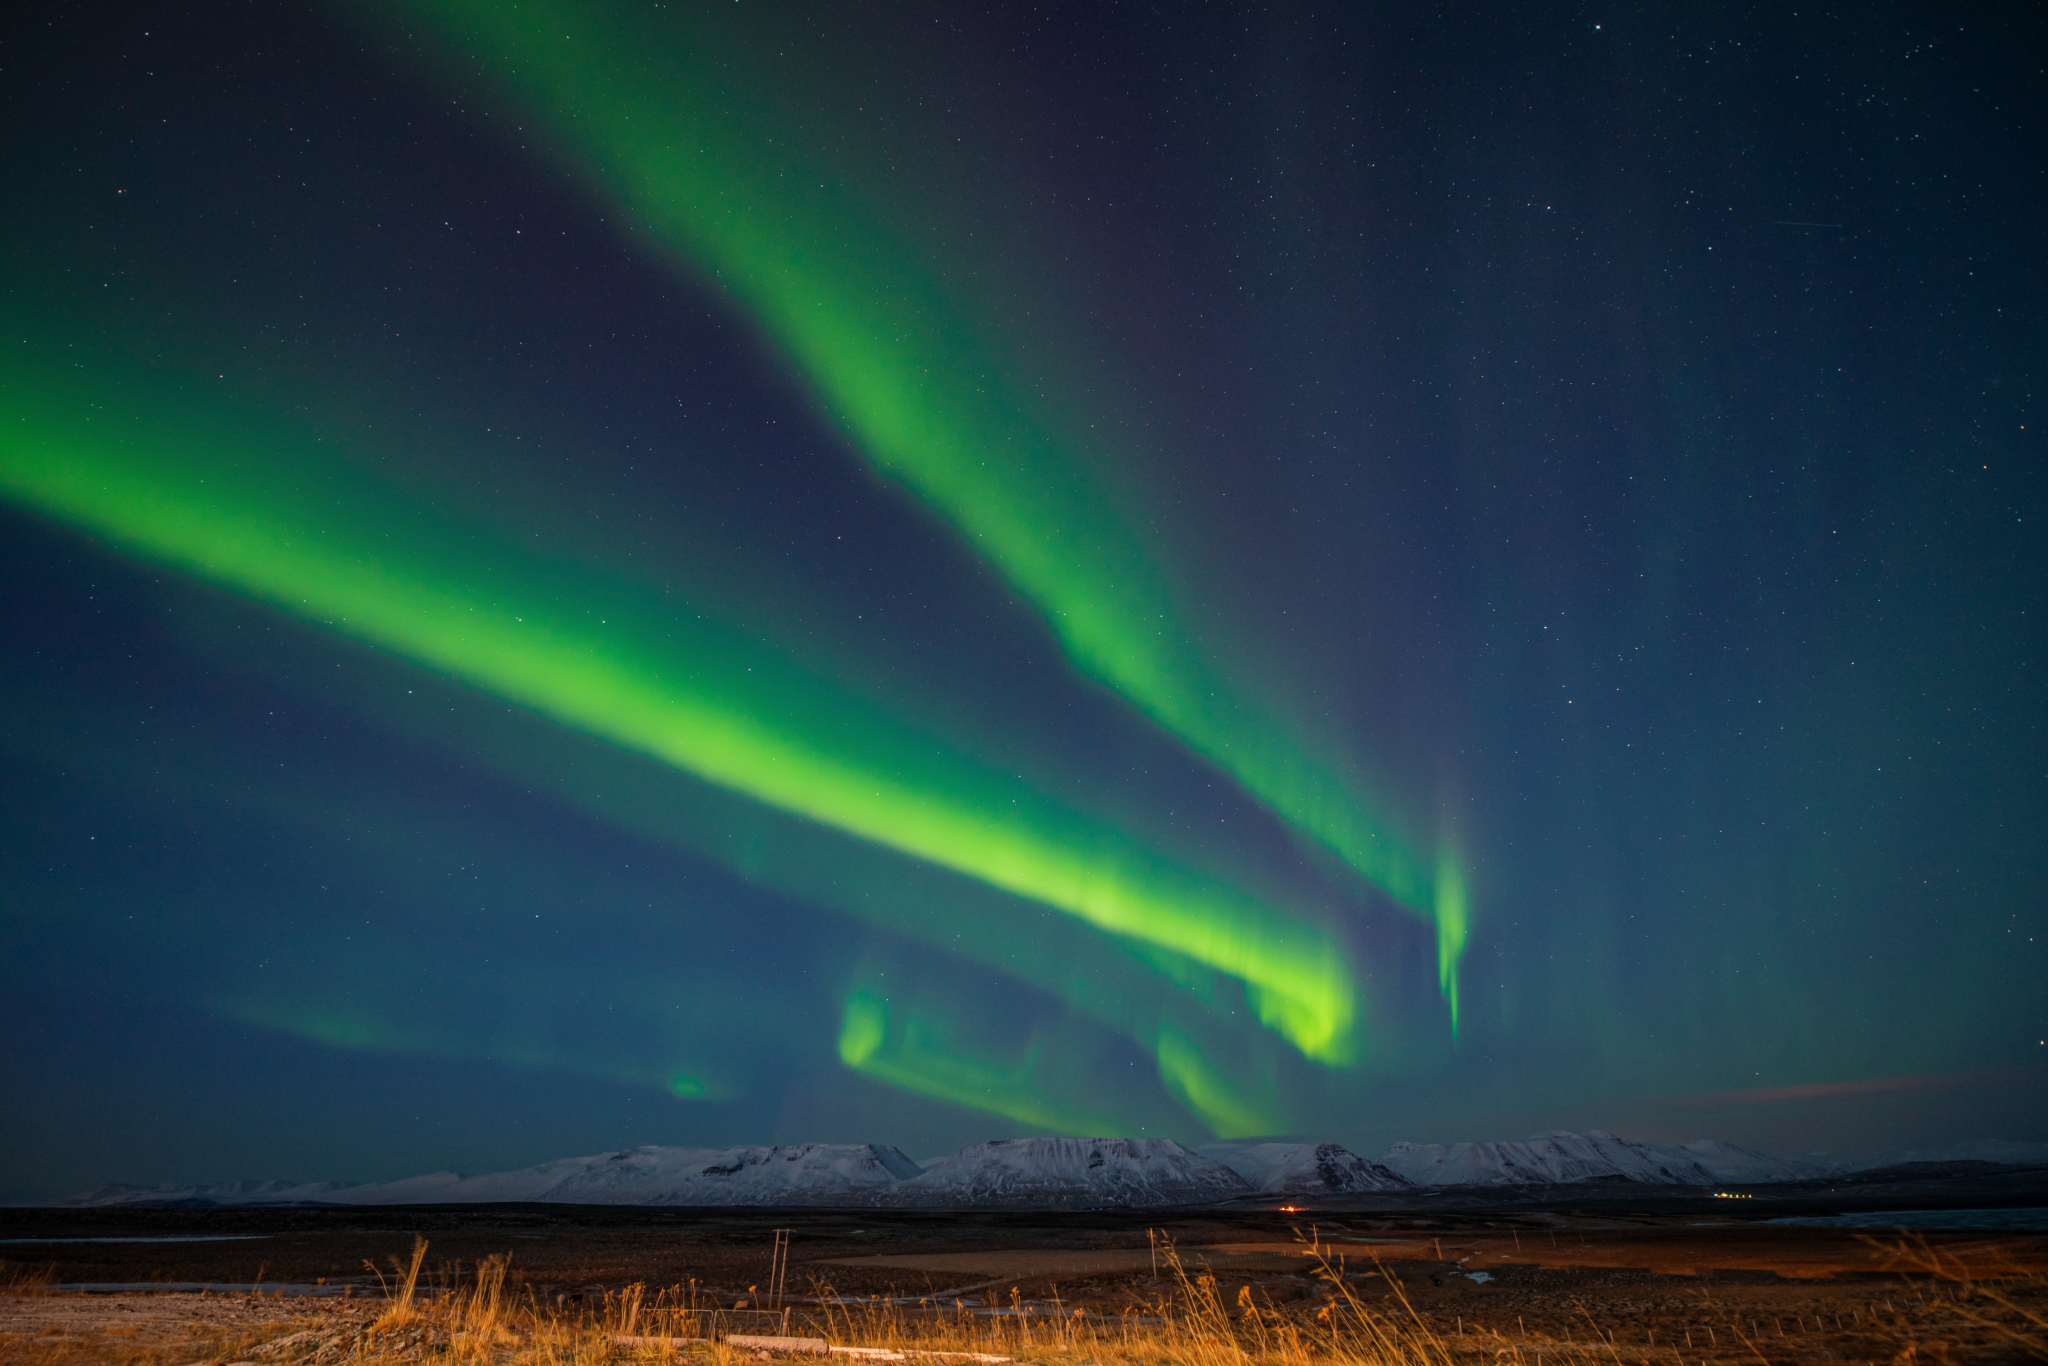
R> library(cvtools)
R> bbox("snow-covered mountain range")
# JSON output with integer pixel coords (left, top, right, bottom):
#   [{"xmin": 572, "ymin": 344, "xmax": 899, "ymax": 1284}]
[
  {"xmin": 57, "ymin": 1129, "xmax": 2039, "ymax": 1208},
  {"xmin": 62, "ymin": 1144, "xmax": 922, "ymax": 1209},
  {"xmin": 882, "ymin": 1138, "xmax": 1249, "ymax": 1208},
  {"xmin": 1374, "ymin": 1130, "xmax": 1820, "ymax": 1187}
]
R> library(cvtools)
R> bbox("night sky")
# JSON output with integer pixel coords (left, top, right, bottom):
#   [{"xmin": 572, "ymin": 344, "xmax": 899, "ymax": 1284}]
[{"xmin": 2, "ymin": 1, "xmax": 2042, "ymax": 1202}]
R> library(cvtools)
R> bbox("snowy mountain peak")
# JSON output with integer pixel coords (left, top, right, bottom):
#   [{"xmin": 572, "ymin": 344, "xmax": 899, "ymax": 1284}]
[
  {"xmin": 1201, "ymin": 1142, "xmax": 1410, "ymax": 1194},
  {"xmin": 883, "ymin": 1137, "xmax": 1252, "ymax": 1208}
]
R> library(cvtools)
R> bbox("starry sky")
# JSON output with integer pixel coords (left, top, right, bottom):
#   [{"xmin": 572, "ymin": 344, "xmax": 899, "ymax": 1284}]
[{"xmin": 1, "ymin": 0, "xmax": 2042, "ymax": 1202}]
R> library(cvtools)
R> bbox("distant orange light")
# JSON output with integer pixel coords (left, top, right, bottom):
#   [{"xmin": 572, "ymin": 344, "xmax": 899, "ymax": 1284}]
[{"xmin": 1280, "ymin": 1205, "xmax": 1302, "ymax": 1212}]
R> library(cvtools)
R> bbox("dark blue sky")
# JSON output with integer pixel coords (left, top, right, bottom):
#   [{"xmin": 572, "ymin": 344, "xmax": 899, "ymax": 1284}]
[{"xmin": 1, "ymin": 0, "xmax": 2041, "ymax": 1202}]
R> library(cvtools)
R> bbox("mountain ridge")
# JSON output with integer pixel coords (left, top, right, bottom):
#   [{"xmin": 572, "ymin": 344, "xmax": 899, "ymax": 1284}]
[{"xmin": 56, "ymin": 1130, "xmax": 2044, "ymax": 1208}]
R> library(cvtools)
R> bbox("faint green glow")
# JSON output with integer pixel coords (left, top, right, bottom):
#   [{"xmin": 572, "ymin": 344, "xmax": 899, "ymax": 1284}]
[
  {"xmin": 361, "ymin": 0, "xmax": 1469, "ymax": 1009},
  {"xmin": 838, "ymin": 993, "xmax": 889, "ymax": 1069},
  {"xmin": 213, "ymin": 991, "xmax": 738, "ymax": 1099},
  {"xmin": 1154, "ymin": 1026, "xmax": 1277, "ymax": 1138},
  {"xmin": 837, "ymin": 990, "xmax": 1128, "ymax": 1134},
  {"xmin": 0, "ymin": 352, "xmax": 1357, "ymax": 1063}
]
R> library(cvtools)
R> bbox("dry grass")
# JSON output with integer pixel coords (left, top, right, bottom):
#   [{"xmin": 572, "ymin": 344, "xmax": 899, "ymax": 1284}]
[
  {"xmin": 2, "ymin": 1234, "xmax": 2041, "ymax": 1366},
  {"xmin": 623, "ymin": 1233, "xmax": 1629, "ymax": 1366},
  {"xmin": 0, "ymin": 1260, "xmax": 57, "ymax": 1295},
  {"xmin": 367, "ymin": 1236, "xmax": 432, "ymax": 1333},
  {"xmin": 1875, "ymin": 1234, "xmax": 2048, "ymax": 1363}
]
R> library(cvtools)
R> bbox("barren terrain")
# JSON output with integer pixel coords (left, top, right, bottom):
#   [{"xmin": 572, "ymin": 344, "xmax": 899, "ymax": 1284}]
[{"xmin": 4, "ymin": 1182, "xmax": 2044, "ymax": 1364}]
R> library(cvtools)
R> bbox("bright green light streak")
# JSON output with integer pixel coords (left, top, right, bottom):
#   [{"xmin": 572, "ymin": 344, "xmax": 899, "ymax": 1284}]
[
  {"xmin": 1433, "ymin": 849, "xmax": 1469, "ymax": 1036},
  {"xmin": 358, "ymin": 0, "xmax": 1469, "ymax": 1004},
  {"xmin": 22, "ymin": 566, "xmax": 1348, "ymax": 1082},
  {"xmin": 837, "ymin": 991, "xmax": 1129, "ymax": 1135},
  {"xmin": 0, "ymin": 354, "xmax": 1356, "ymax": 1061}
]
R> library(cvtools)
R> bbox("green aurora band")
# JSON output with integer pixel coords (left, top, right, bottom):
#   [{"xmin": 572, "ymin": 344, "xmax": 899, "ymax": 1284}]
[
  {"xmin": 354, "ymin": 0, "xmax": 1470, "ymax": 1018},
  {"xmin": 0, "ymin": 349, "xmax": 1362, "ymax": 1098},
  {"xmin": 0, "ymin": 620, "xmax": 1287, "ymax": 1135}
]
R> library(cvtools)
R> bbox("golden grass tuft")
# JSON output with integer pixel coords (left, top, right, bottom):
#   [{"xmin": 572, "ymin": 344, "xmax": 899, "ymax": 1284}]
[{"xmin": 366, "ymin": 1232, "xmax": 431, "ymax": 1334}]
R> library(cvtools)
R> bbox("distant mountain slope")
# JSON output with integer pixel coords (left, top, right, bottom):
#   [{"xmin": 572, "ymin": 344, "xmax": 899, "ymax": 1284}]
[
  {"xmin": 1673, "ymin": 1139, "xmax": 1832, "ymax": 1184},
  {"xmin": 60, "ymin": 1178, "xmax": 354, "ymax": 1208},
  {"xmin": 60, "ymin": 1144, "xmax": 922, "ymax": 1208},
  {"xmin": 1846, "ymin": 1139, "xmax": 2048, "ymax": 1171},
  {"xmin": 1202, "ymin": 1142, "xmax": 1410, "ymax": 1193},
  {"xmin": 883, "ymin": 1138, "xmax": 1251, "ymax": 1208},
  {"xmin": 1374, "ymin": 1130, "xmax": 1819, "ymax": 1186},
  {"xmin": 62, "ymin": 1128, "xmax": 2008, "ymax": 1207}
]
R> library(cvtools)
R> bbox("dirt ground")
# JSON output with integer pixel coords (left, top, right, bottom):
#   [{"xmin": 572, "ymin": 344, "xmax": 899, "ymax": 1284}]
[
  {"xmin": 2, "ymin": 1203, "xmax": 2044, "ymax": 1364},
  {"xmin": 0, "ymin": 1290, "xmax": 378, "ymax": 1363}
]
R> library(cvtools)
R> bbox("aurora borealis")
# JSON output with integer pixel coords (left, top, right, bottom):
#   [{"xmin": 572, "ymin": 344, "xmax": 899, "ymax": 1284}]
[
  {"xmin": 2, "ymin": 1, "xmax": 2043, "ymax": 1198},
  {"xmin": 345, "ymin": 0, "xmax": 1460, "ymax": 984}
]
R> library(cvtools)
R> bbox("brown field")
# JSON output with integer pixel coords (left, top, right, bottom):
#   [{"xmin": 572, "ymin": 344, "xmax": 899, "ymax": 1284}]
[{"xmin": 2, "ymin": 1202, "xmax": 2043, "ymax": 1365}]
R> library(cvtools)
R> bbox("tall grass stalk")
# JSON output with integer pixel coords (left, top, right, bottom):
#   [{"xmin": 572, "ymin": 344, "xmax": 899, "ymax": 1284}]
[{"xmin": 365, "ymin": 1233, "xmax": 428, "ymax": 1333}]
